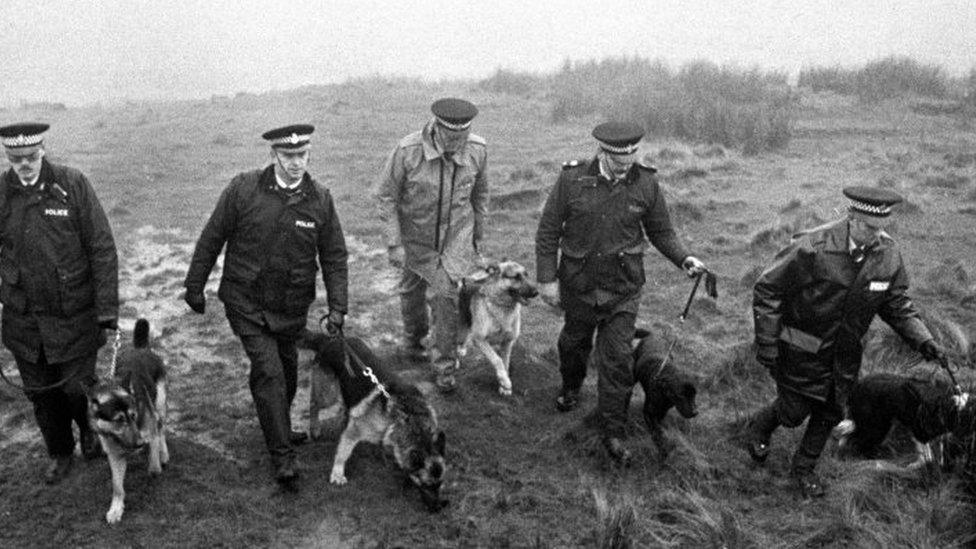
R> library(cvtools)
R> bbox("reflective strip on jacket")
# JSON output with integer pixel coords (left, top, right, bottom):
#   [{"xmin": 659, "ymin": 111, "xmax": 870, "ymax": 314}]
[
  {"xmin": 375, "ymin": 119, "xmax": 488, "ymax": 282},
  {"xmin": 753, "ymin": 219, "xmax": 932, "ymax": 401},
  {"xmin": 0, "ymin": 161, "xmax": 119, "ymax": 363},
  {"xmin": 184, "ymin": 166, "xmax": 349, "ymax": 333},
  {"xmin": 535, "ymin": 157, "xmax": 690, "ymax": 307}
]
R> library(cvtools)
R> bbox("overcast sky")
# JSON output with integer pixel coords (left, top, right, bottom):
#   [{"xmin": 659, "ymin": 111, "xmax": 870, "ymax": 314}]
[{"xmin": 1, "ymin": 0, "xmax": 973, "ymax": 107}]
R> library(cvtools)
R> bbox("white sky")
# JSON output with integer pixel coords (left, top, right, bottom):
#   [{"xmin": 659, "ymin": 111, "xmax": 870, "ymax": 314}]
[{"xmin": 1, "ymin": 0, "xmax": 974, "ymax": 106}]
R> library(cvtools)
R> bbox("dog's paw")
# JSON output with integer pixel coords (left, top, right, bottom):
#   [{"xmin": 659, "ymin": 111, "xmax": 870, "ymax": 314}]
[
  {"xmin": 105, "ymin": 502, "xmax": 124, "ymax": 524},
  {"xmin": 329, "ymin": 471, "xmax": 348, "ymax": 485},
  {"xmin": 498, "ymin": 384, "xmax": 512, "ymax": 396}
]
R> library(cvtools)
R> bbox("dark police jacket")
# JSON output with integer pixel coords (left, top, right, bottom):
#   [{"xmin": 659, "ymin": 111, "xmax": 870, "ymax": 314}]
[
  {"xmin": 0, "ymin": 160, "xmax": 119, "ymax": 363},
  {"xmin": 184, "ymin": 166, "xmax": 349, "ymax": 333},
  {"xmin": 753, "ymin": 219, "xmax": 932, "ymax": 401},
  {"xmin": 535, "ymin": 158, "xmax": 689, "ymax": 308}
]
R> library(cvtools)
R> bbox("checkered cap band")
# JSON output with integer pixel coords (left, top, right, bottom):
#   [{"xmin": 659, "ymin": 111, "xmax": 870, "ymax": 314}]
[
  {"xmin": 2, "ymin": 133, "xmax": 44, "ymax": 148},
  {"xmin": 849, "ymin": 199, "xmax": 892, "ymax": 217},
  {"xmin": 598, "ymin": 141, "xmax": 639, "ymax": 155},
  {"xmin": 268, "ymin": 132, "xmax": 311, "ymax": 147},
  {"xmin": 435, "ymin": 117, "xmax": 472, "ymax": 131}
]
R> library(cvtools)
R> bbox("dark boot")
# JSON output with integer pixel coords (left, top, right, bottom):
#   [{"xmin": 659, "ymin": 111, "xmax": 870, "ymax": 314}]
[
  {"xmin": 555, "ymin": 388, "xmax": 581, "ymax": 412},
  {"xmin": 44, "ymin": 455, "xmax": 74, "ymax": 485},
  {"xmin": 275, "ymin": 459, "xmax": 299, "ymax": 492}
]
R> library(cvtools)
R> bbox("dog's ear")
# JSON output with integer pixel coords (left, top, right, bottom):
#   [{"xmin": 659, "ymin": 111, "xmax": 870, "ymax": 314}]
[{"xmin": 433, "ymin": 431, "xmax": 446, "ymax": 455}]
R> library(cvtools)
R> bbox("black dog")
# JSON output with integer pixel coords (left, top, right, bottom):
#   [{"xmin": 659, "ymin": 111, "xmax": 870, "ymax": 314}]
[
  {"xmin": 834, "ymin": 373, "xmax": 972, "ymax": 468},
  {"xmin": 632, "ymin": 328, "xmax": 699, "ymax": 459}
]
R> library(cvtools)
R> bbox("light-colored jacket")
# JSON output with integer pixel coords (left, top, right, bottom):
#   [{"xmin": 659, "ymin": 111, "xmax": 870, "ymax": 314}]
[{"xmin": 376, "ymin": 119, "xmax": 489, "ymax": 282}]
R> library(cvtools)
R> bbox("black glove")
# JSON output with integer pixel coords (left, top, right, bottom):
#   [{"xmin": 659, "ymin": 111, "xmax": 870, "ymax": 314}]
[
  {"xmin": 184, "ymin": 290, "xmax": 206, "ymax": 314},
  {"xmin": 919, "ymin": 339, "xmax": 946, "ymax": 363},
  {"xmin": 98, "ymin": 318, "xmax": 118, "ymax": 331},
  {"xmin": 325, "ymin": 310, "xmax": 345, "ymax": 335}
]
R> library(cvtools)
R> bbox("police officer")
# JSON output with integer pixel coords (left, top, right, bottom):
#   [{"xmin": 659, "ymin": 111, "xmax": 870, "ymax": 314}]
[
  {"xmin": 0, "ymin": 122, "xmax": 119, "ymax": 484},
  {"xmin": 747, "ymin": 186, "xmax": 944, "ymax": 497},
  {"xmin": 184, "ymin": 124, "xmax": 348, "ymax": 490},
  {"xmin": 376, "ymin": 98, "xmax": 489, "ymax": 392},
  {"xmin": 535, "ymin": 121, "xmax": 706, "ymax": 463}
]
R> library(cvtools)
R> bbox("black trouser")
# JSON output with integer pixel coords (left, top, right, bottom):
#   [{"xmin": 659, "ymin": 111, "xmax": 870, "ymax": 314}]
[
  {"xmin": 557, "ymin": 296, "xmax": 636, "ymax": 438},
  {"xmin": 15, "ymin": 348, "xmax": 97, "ymax": 458},
  {"xmin": 227, "ymin": 313, "xmax": 299, "ymax": 469},
  {"xmin": 751, "ymin": 386, "xmax": 843, "ymax": 474}
]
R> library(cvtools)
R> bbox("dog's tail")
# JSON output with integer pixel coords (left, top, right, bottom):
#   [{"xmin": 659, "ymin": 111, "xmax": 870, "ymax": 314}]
[{"xmin": 133, "ymin": 318, "xmax": 150, "ymax": 349}]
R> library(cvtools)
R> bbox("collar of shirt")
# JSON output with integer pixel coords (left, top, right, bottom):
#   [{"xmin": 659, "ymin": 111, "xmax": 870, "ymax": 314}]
[
  {"xmin": 597, "ymin": 153, "xmax": 624, "ymax": 185},
  {"xmin": 275, "ymin": 172, "xmax": 302, "ymax": 191},
  {"xmin": 18, "ymin": 174, "xmax": 40, "ymax": 187},
  {"xmin": 421, "ymin": 119, "xmax": 468, "ymax": 166}
]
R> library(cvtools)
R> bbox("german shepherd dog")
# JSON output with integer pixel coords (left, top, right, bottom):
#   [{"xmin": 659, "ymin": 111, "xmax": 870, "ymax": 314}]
[
  {"xmin": 87, "ymin": 318, "xmax": 168, "ymax": 523},
  {"xmin": 833, "ymin": 373, "xmax": 971, "ymax": 469},
  {"xmin": 457, "ymin": 260, "xmax": 538, "ymax": 395},
  {"xmin": 299, "ymin": 331, "xmax": 448, "ymax": 512},
  {"xmin": 631, "ymin": 328, "xmax": 699, "ymax": 460}
]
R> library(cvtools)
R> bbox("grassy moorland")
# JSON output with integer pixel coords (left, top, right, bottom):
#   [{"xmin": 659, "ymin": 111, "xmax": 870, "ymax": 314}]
[{"xmin": 1, "ymin": 59, "xmax": 976, "ymax": 548}]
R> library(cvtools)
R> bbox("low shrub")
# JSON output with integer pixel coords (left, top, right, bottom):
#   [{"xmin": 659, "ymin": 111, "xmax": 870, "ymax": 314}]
[
  {"xmin": 477, "ymin": 68, "xmax": 546, "ymax": 96},
  {"xmin": 549, "ymin": 57, "xmax": 794, "ymax": 153},
  {"xmin": 799, "ymin": 56, "xmax": 949, "ymax": 102}
]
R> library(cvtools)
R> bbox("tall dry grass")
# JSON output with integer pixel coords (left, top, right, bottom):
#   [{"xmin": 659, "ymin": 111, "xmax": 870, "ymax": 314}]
[
  {"xmin": 548, "ymin": 57, "xmax": 795, "ymax": 154},
  {"xmin": 799, "ymin": 56, "xmax": 950, "ymax": 102}
]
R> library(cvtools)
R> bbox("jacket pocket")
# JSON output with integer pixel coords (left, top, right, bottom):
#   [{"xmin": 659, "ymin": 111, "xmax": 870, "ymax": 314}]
[
  {"xmin": 589, "ymin": 252, "xmax": 644, "ymax": 295},
  {"xmin": 283, "ymin": 269, "xmax": 316, "ymax": 314},
  {"xmin": 58, "ymin": 264, "xmax": 95, "ymax": 316},
  {"xmin": 0, "ymin": 258, "xmax": 26, "ymax": 313},
  {"xmin": 557, "ymin": 255, "xmax": 592, "ymax": 295}
]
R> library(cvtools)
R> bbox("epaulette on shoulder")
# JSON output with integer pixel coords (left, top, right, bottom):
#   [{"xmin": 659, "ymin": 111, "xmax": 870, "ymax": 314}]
[
  {"xmin": 562, "ymin": 159, "xmax": 586, "ymax": 170},
  {"xmin": 50, "ymin": 182, "xmax": 69, "ymax": 202},
  {"xmin": 637, "ymin": 161, "xmax": 657, "ymax": 173}
]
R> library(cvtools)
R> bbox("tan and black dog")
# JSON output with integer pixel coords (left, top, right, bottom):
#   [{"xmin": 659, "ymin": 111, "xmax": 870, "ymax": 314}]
[
  {"xmin": 87, "ymin": 318, "xmax": 167, "ymax": 524},
  {"xmin": 457, "ymin": 260, "xmax": 538, "ymax": 395},
  {"xmin": 299, "ymin": 331, "xmax": 448, "ymax": 512}
]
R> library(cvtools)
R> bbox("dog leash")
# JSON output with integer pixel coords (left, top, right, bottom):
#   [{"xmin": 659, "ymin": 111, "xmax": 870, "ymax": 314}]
[
  {"xmin": 652, "ymin": 270, "xmax": 718, "ymax": 380},
  {"xmin": 0, "ymin": 327, "xmax": 122, "ymax": 393},
  {"xmin": 938, "ymin": 355, "xmax": 963, "ymax": 396},
  {"xmin": 317, "ymin": 318, "xmax": 391, "ymax": 400}
]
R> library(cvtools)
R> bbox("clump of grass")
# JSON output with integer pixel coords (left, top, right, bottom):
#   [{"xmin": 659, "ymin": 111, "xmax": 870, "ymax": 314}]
[
  {"xmin": 862, "ymin": 306, "xmax": 973, "ymax": 370},
  {"xmin": 508, "ymin": 166, "xmax": 538, "ymax": 183},
  {"xmin": 877, "ymin": 174, "xmax": 900, "ymax": 188},
  {"xmin": 591, "ymin": 488, "xmax": 640, "ymax": 549},
  {"xmin": 923, "ymin": 258, "xmax": 972, "ymax": 301},
  {"xmin": 477, "ymin": 68, "xmax": 546, "ymax": 97},
  {"xmin": 549, "ymin": 57, "xmax": 794, "ymax": 153},
  {"xmin": 945, "ymin": 152, "xmax": 976, "ymax": 168},
  {"xmin": 799, "ymin": 56, "xmax": 950, "ymax": 102},
  {"xmin": 693, "ymin": 143, "xmax": 727, "ymax": 159},
  {"xmin": 670, "ymin": 200, "xmax": 705, "ymax": 224},
  {"xmin": 779, "ymin": 199, "xmax": 802, "ymax": 213},
  {"xmin": 924, "ymin": 172, "xmax": 971, "ymax": 189},
  {"xmin": 748, "ymin": 209, "xmax": 826, "ymax": 253}
]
